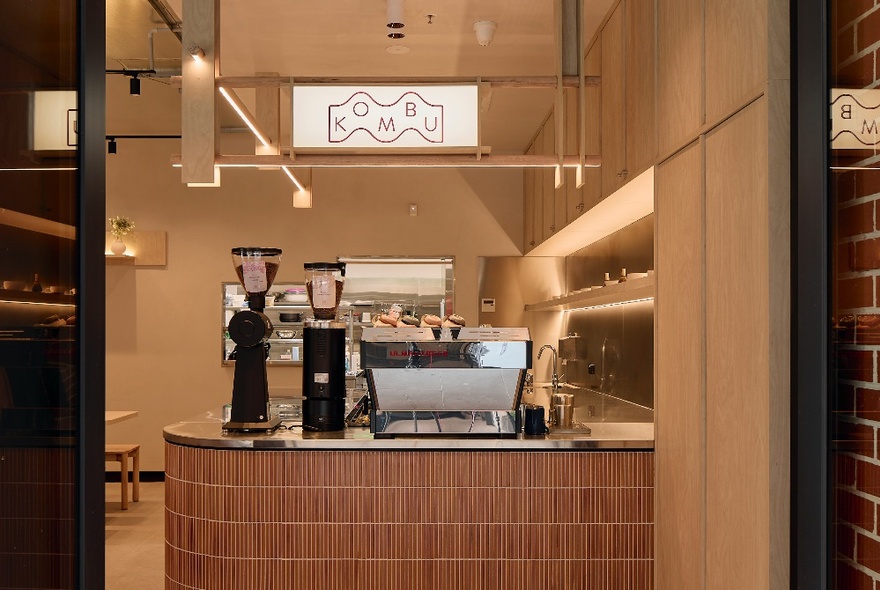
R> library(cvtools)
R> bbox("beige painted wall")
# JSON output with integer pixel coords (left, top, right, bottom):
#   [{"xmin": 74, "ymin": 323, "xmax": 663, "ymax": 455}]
[{"xmin": 105, "ymin": 77, "xmax": 523, "ymax": 470}]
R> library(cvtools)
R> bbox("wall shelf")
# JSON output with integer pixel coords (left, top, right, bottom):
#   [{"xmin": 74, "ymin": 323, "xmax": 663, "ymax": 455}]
[
  {"xmin": 525, "ymin": 274, "xmax": 654, "ymax": 311},
  {"xmin": 104, "ymin": 231, "xmax": 167, "ymax": 266},
  {"xmin": 105, "ymin": 255, "xmax": 136, "ymax": 266},
  {"xmin": 0, "ymin": 289, "xmax": 75, "ymax": 305}
]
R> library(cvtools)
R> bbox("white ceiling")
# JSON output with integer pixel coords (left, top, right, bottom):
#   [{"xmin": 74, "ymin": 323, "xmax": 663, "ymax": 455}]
[{"xmin": 105, "ymin": 0, "xmax": 612, "ymax": 153}]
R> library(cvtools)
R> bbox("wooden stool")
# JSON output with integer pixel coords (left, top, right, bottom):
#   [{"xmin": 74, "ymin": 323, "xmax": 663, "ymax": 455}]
[{"xmin": 105, "ymin": 444, "xmax": 140, "ymax": 510}]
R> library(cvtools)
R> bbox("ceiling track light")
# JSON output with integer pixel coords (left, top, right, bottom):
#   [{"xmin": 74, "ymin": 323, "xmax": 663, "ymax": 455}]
[{"xmin": 129, "ymin": 74, "xmax": 140, "ymax": 96}]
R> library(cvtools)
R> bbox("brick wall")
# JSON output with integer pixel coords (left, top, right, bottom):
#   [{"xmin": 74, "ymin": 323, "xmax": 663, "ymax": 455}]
[{"xmin": 834, "ymin": 2, "xmax": 880, "ymax": 588}]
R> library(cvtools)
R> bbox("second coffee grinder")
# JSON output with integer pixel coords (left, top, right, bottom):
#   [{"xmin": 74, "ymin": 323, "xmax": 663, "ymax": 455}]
[{"xmin": 302, "ymin": 261, "xmax": 347, "ymax": 431}]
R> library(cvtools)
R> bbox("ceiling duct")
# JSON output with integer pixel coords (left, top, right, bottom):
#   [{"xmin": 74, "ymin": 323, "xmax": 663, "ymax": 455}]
[{"xmin": 147, "ymin": 0, "xmax": 182, "ymax": 41}]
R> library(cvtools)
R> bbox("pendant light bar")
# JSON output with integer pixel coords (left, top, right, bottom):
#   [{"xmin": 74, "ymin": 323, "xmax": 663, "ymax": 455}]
[
  {"xmin": 281, "ymin": 166, "xmax": 306, "ymax": 191},
  {"xmin": 218, "ymin": 86, "xmax": 271, "ymax": 147}
]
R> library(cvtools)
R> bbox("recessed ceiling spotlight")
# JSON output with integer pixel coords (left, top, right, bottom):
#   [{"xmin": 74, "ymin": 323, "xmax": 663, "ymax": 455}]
[{"xmin": 386, "ymin": 45, "xmax": 410, "ymax": 55}]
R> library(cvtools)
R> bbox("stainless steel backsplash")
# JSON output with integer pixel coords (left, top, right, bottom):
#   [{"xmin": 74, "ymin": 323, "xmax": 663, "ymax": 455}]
[{"xmin": 478, "ymin": 215, "xmax": 654, "ymax": 411}]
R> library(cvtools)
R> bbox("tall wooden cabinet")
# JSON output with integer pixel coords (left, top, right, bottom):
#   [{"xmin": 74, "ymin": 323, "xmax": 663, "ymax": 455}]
[
  {"xmin": 522, "ymin": 0, "xmax": 656, "ymax": 254},
  {"xmin": 601, "ymin": 4, "xmax": 627, "ymax": 197},
  {"xmin": 602, "ymin": 0, "xmax": 656, "ymax": 197}
]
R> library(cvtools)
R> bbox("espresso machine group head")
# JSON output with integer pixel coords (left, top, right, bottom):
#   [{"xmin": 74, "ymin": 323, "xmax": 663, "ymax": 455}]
[{"xmin": 224, "ymin": 247, "xmax": 283, "ymax": 431}]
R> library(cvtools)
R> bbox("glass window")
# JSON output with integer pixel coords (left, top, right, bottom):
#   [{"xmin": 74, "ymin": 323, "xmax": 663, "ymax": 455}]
[
  {"xmin": 830, "ymin": 2, "xmax": 880, "ymax": 587},
  {"xmin": 0, "ymin": 2, "xmax": 80, "ymax": 587}
]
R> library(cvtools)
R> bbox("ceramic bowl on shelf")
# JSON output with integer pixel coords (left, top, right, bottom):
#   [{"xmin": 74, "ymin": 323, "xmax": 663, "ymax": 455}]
[{"xmin": 2, "ymin": 280, "xmax": 26, "ymax": 291}]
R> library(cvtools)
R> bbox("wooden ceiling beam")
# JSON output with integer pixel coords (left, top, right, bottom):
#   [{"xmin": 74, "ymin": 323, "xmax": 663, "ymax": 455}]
[
  {"xmin": 168, "ymin": 75, "xmax": 599, "ymax": 89},
  {"xmin": 170, "ymin": 153, "xmax": 601, "ymax": 168}
]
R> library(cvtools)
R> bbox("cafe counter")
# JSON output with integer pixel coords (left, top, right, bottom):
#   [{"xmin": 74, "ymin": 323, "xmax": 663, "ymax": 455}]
[{"xmin": 164, "ymin": 410, "xmax": 655, "ymax": 590}]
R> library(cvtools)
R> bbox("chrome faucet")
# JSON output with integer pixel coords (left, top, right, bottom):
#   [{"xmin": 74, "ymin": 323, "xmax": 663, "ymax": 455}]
[{"xmin": 537, "ymin": 344, "xmax": 559, "ymax": 390}]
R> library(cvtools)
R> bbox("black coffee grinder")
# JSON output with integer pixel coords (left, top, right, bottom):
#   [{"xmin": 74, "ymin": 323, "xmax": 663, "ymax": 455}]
[
  {"xmin": 224, "ymin": 247, "xmax": 282, "ymax": 431},
  {"xmin": 302, "ymin": 261, "xmax": 347, "ymax": 431}
]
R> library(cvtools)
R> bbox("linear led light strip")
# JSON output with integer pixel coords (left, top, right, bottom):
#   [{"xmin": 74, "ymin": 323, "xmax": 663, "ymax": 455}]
[
  {"xmin": 565, "ymin": 297, "xmax": 654, "ymax": 313},
  {"xmin": 218, "ymin": 87, "xmax": 271, "ymax": 148},
  {"xmin": 281, "ymin": 166, "xmax": 306, "ymax": 191},
  {"xmin": 0, "ymin": 300, "xmax": 75, "ymax": 307}
]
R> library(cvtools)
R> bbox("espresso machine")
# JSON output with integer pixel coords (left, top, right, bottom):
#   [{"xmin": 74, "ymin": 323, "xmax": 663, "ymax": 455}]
[
  {"xmin": 223, "ymin": 247, "xmax": 282, "ymax": 431},
  {"xmin": 302, "ymin": 261, "xmax": 347, "ymax": 431}
]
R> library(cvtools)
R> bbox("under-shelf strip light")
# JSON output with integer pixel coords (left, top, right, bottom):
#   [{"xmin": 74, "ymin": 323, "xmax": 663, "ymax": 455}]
[
  {"xmin": 564, "ymin": 297, "xmax": 654, "ymax": 312},
  {"xmin": 218, "ymin": 87, "xmax": 271, "ymax": 148},
  {"xmin": 281, "ymin": 166, "xmax": 306, "ymax": 191}
]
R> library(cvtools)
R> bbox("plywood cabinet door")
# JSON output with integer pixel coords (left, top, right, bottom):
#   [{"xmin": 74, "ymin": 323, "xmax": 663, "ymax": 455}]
[
  {"xmin": 541, "ymin": 112, "xmax": 558, "ymax": 241},
  {"xmin": 625, "ymin": 0, "xmax": 656, "ymax": 178},
  {"xmin": 657, "ymin": 0, "xmax": 702, "ymax": 157},
  {"xmin": 523, "ymin": 144, "xmax": 536, "ymax": 253},
  {"xmin": 532, "ymin": 134, "xmax": 544, "ymax": 249},
  {"xmin": 655, "ymin": 139, "xmax": 705, "ymax": 590},
  {"xmin": 563, "ymin": 89, "xmax": 584, "ymax": 225},
  {"xmin": 601, "ymin": 2, "xmax": 626, "ymax": 197},
  {"xmin": 574, "ymin": 38, "xmax": 603, "ymax": 223}
]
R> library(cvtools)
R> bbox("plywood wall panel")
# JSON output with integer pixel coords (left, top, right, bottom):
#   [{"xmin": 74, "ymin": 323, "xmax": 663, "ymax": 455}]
[
  {"xmin": 705, "ymin": 0, "xmax": 767, "ymax": 125},
  {"xmin": 625, "ymin": 0, "xmax": 657, "ymax": 176},
  {"xmin": 705, "ymin": 97, "xmax": 770, "ymax": 590},
  {"xmin": 655, "ymin": 140, "xmax": 705, "ymax": 590},
  {"xmin": 766, "ymin": 79, "xmax": 791, "ymax": 590},
  {"xmin": 657, "ymin": 0, "xmax": 703, "ymax": 157}
]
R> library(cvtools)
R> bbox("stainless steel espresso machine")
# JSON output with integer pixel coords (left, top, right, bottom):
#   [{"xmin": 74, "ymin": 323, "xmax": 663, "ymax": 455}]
[
  {"xmin": 301, "ymin": 261, "xmax": 347, "ymax": 431},
  {"xmin": 361, "ymin": 327, "xmax": 532, "ymax": 437},
  {"xmin": 224, "ymin": 247, "xmax": 282, "ymax": 431}
]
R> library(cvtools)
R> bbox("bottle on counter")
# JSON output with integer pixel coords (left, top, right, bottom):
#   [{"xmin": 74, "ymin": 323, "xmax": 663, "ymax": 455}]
[
  {"xmin": 618, "ymin": 268, "xmax": 627, "ymax": 283},
  {"xmin": 603, "ymin": 272, "xmax": 611, "ymax": 282},
  {"xmin": 31, "ymin": 273, "xmax": 43, "ymax": 292}
]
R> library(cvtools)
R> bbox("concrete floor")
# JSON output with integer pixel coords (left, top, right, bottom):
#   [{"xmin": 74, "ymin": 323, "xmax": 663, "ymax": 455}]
[{"xmin": 105, "ymin": 481, "xmax": 164, "ymax": 590}]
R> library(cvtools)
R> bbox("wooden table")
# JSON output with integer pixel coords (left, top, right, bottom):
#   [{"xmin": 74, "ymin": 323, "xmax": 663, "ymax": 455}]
[{"xmin": 105, "ymin": 410, "xmax": 138, "ymax": 425}]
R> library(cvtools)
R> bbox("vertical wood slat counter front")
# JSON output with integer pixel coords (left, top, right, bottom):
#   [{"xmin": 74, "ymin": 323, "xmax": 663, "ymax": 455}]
[{"xmin": 164, "ymin": 412, "xmax": 654, "ymax": 590}]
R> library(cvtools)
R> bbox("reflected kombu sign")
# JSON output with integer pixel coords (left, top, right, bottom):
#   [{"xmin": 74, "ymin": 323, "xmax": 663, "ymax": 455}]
[
  {"xmin": 328, "ymin": 91, "xmax": 444, "ymax": 144},
  {"xmin": 831, "ymin": 89, "xmax": 880, "ymax": 148}
]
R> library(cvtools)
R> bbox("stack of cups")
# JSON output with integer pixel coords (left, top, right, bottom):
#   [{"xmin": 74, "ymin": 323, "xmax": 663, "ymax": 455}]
[{"xmin": 552, "ymin": 393, "xmax": 575, "ymax": 429}]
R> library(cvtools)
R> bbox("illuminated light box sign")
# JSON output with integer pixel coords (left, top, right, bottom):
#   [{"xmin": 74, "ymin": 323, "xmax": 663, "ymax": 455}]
[
  {"xmin": 292, "ymin": 85, "xmax": 478, "ymax": 149},
  {"xmin": 831, "ymin": 88, "xmax": 880, "ymax": 149},
  {"xmin": 31, "ymin": 90, "xmax": 78, "ymax": 151}
]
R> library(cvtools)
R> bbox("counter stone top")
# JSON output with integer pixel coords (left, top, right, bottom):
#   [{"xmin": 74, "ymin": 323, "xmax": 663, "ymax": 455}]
[{"xmin": 163, "ymin": 408, "xmax": 654, "ymax": 450}]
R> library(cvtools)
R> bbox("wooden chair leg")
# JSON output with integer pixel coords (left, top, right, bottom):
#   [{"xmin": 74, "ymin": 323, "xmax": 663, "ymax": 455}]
[
  {"xmin": 131, "ymin": 448, "xmax": 140, "ymax": 503},
  {"xmin": 120, "ymin": 452, "xmax": 129, "ymax": 511}
]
